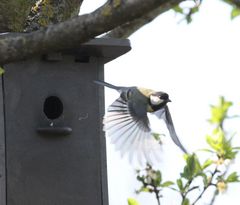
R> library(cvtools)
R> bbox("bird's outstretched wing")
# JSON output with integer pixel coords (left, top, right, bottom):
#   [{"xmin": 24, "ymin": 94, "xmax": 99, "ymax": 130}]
[
  {"xmin": 154, "ymin": 106, "xmax": 188, "ymax": 153},
  {"xmin": 104, "ymin": 97, "xmax": 162, "ymax": 165}
]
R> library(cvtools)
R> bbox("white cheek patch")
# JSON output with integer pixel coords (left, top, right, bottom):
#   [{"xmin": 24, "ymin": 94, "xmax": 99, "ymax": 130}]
[{"xmin": 150, "ymin": 95, "xmax": 163, "ymax": 105}]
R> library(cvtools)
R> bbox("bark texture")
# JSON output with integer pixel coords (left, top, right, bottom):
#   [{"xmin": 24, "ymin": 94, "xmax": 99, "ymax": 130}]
[
  {"xmin": 0, "ymin": 0, "xmax": 35, "ymax": 32},
  {"xmin": 0, "ymin": 0, "xmax": 183, "ymax": 65},
  {"xmin": 24, "ymin": 0, "xmax": 83, "ymax": 32}
]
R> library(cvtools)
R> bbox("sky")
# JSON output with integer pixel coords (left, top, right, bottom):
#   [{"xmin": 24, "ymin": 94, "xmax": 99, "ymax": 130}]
[{"xmin": 81, "ymin": 1, "xmax": 240, "ymax": 204}]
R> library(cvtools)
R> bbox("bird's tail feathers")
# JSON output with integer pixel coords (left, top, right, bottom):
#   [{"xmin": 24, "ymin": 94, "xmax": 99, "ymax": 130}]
[{"xmin": 94, "ymin": 80, "xmax": 121, "ymax": 90}]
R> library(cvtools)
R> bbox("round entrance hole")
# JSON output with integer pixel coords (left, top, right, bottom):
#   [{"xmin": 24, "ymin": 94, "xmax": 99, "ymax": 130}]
[{"xmin": 43, "ymin": 96, "xmax": 63, "ymax": 120}]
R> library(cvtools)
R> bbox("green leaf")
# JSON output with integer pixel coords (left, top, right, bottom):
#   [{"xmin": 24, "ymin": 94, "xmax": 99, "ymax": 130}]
[
  {"xmin": 152, "ymin": 133, "xmax": 160, "ymax": 141},
  {"xmin": 154, "ymin": 170, "xmax": 162, "ymax": 186},
  {"xmin": 152, "ymin": 132, "xmax": 163, "ymax": 142},
  {"xmin": 231, "ymin": 7, "xmax": 240, "ymax": 20},
  {"xmin": 0, "ymin": 67, "xmax": 4, "ymax": 75},
  {"xmin": 206, "ymin": 134, "xmax": 220, "ymax": 151},
  {"xmin": 169, "ymin": 187, "xmax": 179, "ymax": 192},
  {"xmin": 128, "ymin": 198, "xmax": 140, "ymax": 205},
  {"xmin": 202, "ymin": 159, "xmax": 213, "ymax": 170},
  {"xmin": 186, "ymin": 156, "xmax": 196, "ymax": 176},
  {"xmin": 181, "ymin": 154, "xmax": 202, "ymax": 180},
  {"xmin": 173, "ymin": 5, "xmax": 184, "ymax": 14},
  {"xmin": 182, "ymin": 198, "xmax": 190, "ymax": 205},
  {"xmin": 226, "ymin": 172, "xmax": 240, "ymax": 183},
  {"xmin": 161, "ymin": 181, "xmax": 174, "ymax": 187},
  {"xmin": 177, "ymin": 178, "xmax": 184, "ymax": 192},
  {"xmin": 191, "ymin": 7, "xmax": 199, "ymax": 14},
  {"xmin": 192, "ymin": 154, "xmax": 202, "ymax": 173},
  {"xmin": 206, "ymin": 128, "xmax": 236, "ymax": 160},
  {"xmin": 209, "ymin": 96, "xmax": 232, "ymax": 126},
  {"xmin": 138, "ymin": 187, "xmax": 151, "ymax": 193}
]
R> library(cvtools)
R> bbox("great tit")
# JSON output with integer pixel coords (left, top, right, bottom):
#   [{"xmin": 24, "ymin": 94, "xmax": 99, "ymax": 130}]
[{"xmin": 95, "ymin": 80, "xmax": 187, "ymax": 165}]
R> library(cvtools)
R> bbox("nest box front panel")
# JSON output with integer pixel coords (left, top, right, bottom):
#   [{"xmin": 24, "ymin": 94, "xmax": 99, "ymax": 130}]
[{"xmin": 3, "ymin": 58, "xmax": 106, "ymax": 205}]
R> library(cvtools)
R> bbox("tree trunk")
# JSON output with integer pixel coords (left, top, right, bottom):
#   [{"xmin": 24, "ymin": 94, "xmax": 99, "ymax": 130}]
[
  {"xmin": 0, "ymin": 0, "xmax": 35, "ymax": 32},
  {"xmin": 0, "ymin": 0, "xmax": 83, "ymax": 33}
]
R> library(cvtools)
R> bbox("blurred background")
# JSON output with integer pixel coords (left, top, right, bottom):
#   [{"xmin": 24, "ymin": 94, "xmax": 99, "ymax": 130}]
[{"xmin": 81, "ymin": 0, "xmax": 240, "ymax": 204}]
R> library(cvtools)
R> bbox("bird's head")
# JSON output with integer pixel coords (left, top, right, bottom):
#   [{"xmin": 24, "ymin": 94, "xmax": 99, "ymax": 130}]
[{"xmin": 149, "ymin": 92, "xmax": 171, "ymax": 110}]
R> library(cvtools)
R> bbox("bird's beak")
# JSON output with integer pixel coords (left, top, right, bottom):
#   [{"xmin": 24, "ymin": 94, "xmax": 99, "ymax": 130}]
[{"xmin": 168, "ymin": 99, "xmax": 172, "ymax": 102}]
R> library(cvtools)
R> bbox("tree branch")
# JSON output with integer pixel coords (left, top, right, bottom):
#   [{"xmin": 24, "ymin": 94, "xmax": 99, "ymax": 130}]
[
  {"xmin": 24, "ymin": 0, "xmax": 84, "ymax": 32},
  {"xmin": 0, "ymin": 0, "xmax": 183, "ymax": 65},
  {"xmin": 105, "ymin": 0, "xmax": 180, "ymax": 38}
]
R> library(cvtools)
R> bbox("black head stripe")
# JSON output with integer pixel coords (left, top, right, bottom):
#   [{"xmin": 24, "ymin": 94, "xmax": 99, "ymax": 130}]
[{"xmin": 159, "ymin": 93, "xmax": 169, "ymax": 100}]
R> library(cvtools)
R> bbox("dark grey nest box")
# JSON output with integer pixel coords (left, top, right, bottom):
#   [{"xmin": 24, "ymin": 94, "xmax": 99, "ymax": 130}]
[{"xmin": 0, "ymin": 38, "xmax": 131, "ymax": 205}]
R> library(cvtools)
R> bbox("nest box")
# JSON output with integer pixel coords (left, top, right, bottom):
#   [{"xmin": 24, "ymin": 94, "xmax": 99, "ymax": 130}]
[{"xmin": 0, "ymin": 38, "xmax": 131, "ymax": 205}]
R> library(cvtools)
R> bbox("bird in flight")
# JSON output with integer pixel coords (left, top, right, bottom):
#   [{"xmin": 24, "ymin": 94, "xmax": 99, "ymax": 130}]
[{"xmin": 95, "ymin": 80, "xmax": 187, "ymax": 165}]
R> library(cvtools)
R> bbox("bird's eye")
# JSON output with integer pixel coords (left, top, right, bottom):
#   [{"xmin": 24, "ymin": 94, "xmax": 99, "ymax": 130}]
[
  {"xmin": 160, "ymin": 93, "xmax": 169, "ymax": 100},
  {"xmin": 150, "ymin": 95, "xmax": 162, "ymax": 105}
]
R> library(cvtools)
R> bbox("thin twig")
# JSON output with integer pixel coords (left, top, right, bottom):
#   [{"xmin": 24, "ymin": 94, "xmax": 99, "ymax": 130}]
[
  {"xmin": 208, "ymin": 162, "xmax": 232, "ymax": 205},
  {"xmin": 153, "ymin": 187, "xmax": 161, "ymax": 205},
  {"xmin": 192, "ymin": 184, "xmax": 212, "ymax": 205},
  {"xmin": 179, "ymin": 179, "xmax": 193, "ymax": 203},
  {"xmin": 209, "ymin": 190, "xmax": 218, "ymax": 205},
  {"xmin": 192, "ymin": 168, "xmax": 219, "ymax": 205}
]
